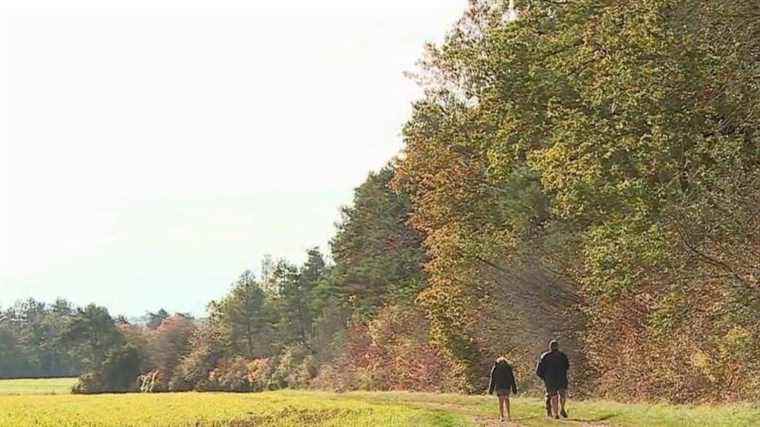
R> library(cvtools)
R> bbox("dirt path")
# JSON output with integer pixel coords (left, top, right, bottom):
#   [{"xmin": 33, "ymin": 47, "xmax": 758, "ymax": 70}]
[
  {"xmin": 471, "ymin": 413, "xmax": 610, "ymax": 427},
  {"xmin": 335, "ymin": 392, "xmax": 615, "ymax": 426},
  {"xmin": 472, "ymin": 414, "xmax": 525, "ymax": 426},
  {"xmin": 400, "ymin": 401, "xmax": 527, "ymax": 426}
]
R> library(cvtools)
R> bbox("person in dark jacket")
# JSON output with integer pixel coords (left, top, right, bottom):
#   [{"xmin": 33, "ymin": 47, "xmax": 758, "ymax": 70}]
[
  {"xmin": 535, "ymin": 339, "xmax": 570, "ymax": 419},
  {"xmin": 488, "ymin": 357, "xmax": 518, "ymax": 422}
]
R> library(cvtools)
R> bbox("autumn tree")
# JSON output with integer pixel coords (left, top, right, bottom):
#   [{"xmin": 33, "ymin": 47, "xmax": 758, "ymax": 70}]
[
  {"xmin": 148, "ymin": 314, "xmax": 196, "ymax": 389},
  {"xmin": 395, "ymin": 0, "xmax": 760, "ymax": 399}
]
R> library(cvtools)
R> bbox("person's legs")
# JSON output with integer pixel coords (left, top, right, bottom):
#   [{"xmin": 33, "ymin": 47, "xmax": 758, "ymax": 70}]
[
  {"xmin": 504, "ymin": 394, "xmax": 511, "ymax": 421},
  {"xmin": 545, "ymin": 385, "xmax": 559, "ymax": 417},
  {"xmin": 551, "ymin": 393, "xmax": 560, "ymax": 418},
  {"xmin": 497, "ymin": 394, "xmax": 506, "ymax": 421},
  {"xmin": 559, "ymin": 388, "xmax": 568, "ymax": 417}
]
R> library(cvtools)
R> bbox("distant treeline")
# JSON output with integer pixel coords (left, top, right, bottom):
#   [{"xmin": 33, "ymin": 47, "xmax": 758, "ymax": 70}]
[
  {"xmin": 0, "ymin": 300, "xmax": 189, "ymax": 379},
  {"xmin": 3, "ymin": 0, "xmax": 759, "ymax": 403},
  {"xmin": 0, "ymin": 299, "xmax": 83, "ymax": 379}
]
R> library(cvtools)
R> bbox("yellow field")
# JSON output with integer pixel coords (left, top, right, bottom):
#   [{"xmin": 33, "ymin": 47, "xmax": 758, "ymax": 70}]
[
  {"xmin": 1, "ymin": 379, "xmax": 759, "ymax": 426},
  {"xmin": 0, "ymin": 389, "xmax": 464, "ymax": 427}
]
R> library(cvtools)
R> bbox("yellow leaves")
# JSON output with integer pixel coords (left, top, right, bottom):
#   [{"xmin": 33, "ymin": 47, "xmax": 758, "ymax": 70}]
[
  {"xmin": 689, "ymin": 350, "xmax": 712, "ymax": 373},
  {"xmin": 721, "ymin": 326, "xmax": 753, "ymax": 357}
]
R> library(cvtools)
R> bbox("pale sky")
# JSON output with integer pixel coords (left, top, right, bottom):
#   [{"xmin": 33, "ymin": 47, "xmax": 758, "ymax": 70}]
[{"xmin": 0, "ymin": 0, "xmax": 467, "ymax": 316}]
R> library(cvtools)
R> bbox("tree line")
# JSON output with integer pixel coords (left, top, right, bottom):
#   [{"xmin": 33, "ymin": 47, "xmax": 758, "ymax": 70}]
[
  {"xmin": 392, "ymin": 0, "xmax": 759, "ymax": 403},
  {"xmin": 0, "ymin": 299, "xmax": 83, "ymax": 379}
]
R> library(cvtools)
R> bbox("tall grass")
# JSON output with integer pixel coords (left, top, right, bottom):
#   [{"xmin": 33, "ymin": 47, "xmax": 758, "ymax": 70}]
[
  {"xmin": 0, "ymin": 379, "xmax": 758, "ymax": 426},
  {"xmin": 0, "ymin": 390, "xmax": 466, "ymax": 427}
]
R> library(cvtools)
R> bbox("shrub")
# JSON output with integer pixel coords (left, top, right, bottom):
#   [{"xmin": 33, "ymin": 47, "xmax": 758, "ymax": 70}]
[
  {"xmin": 172, "ymin": 323, "xmax": 226, "ymax": 391},
  {"xmin": 209, "ymin": 357, "xmax": 252, "ymax": 392},
  {"xmin": 313, "ymin": 305, "xmax": 460, "ymax": 392},
  {"xmin": 102, "ymin": 344, "xmax": 141, "ymax": 391},
  {"xmin": 247, "ymin": 358, "xmax": 275, "ymax": 392},
  {"xmin": 72, "ymin": 372, "xmax": 105, "ymax": 394},
  {"xmin": 270, "ymin": 346, "xmax": 317, "ymax": 389},
  {"xmin": 73, "ymin": 345, "xmax": 141, "ymax": 394}
]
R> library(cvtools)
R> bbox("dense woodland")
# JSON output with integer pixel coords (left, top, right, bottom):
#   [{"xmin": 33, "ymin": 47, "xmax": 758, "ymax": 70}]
[{"xmin": 2, "ymin": 0, "xmax": 758, "ymax": 403}]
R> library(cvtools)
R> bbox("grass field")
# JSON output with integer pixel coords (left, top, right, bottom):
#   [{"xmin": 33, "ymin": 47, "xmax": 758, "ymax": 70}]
[
  {"xmin": 0, "ymin": 378, "xmax": 758, "ymax": 426},
  {"xmin": 0, "ymin": 378, "xmax": 77, "ymax": 395}
]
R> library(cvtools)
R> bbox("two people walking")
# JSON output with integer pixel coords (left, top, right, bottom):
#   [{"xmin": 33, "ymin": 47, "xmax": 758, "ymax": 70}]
[{"xmin": 488, "ymin": 339, "xmax": 570, "ymax": 423}]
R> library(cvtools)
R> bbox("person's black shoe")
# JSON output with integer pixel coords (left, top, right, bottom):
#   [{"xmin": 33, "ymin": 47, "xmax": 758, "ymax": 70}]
[
  {"xmin": 555, "ymin": 414, "xmax": 560, "ymax": 419},
  {"xmin": 560, "ymin": 408, "xmax": 568, "ymax": 418}
]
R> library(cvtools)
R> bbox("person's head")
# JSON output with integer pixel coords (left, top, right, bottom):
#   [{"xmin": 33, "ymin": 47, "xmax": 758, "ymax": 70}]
[
  {"xmin": 549, "ymin": 339, "xmax": 559, "ymax": 351},
  {"xmin": 495, "ymin": 356, "xmax": 508, "ymax": 366}
]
